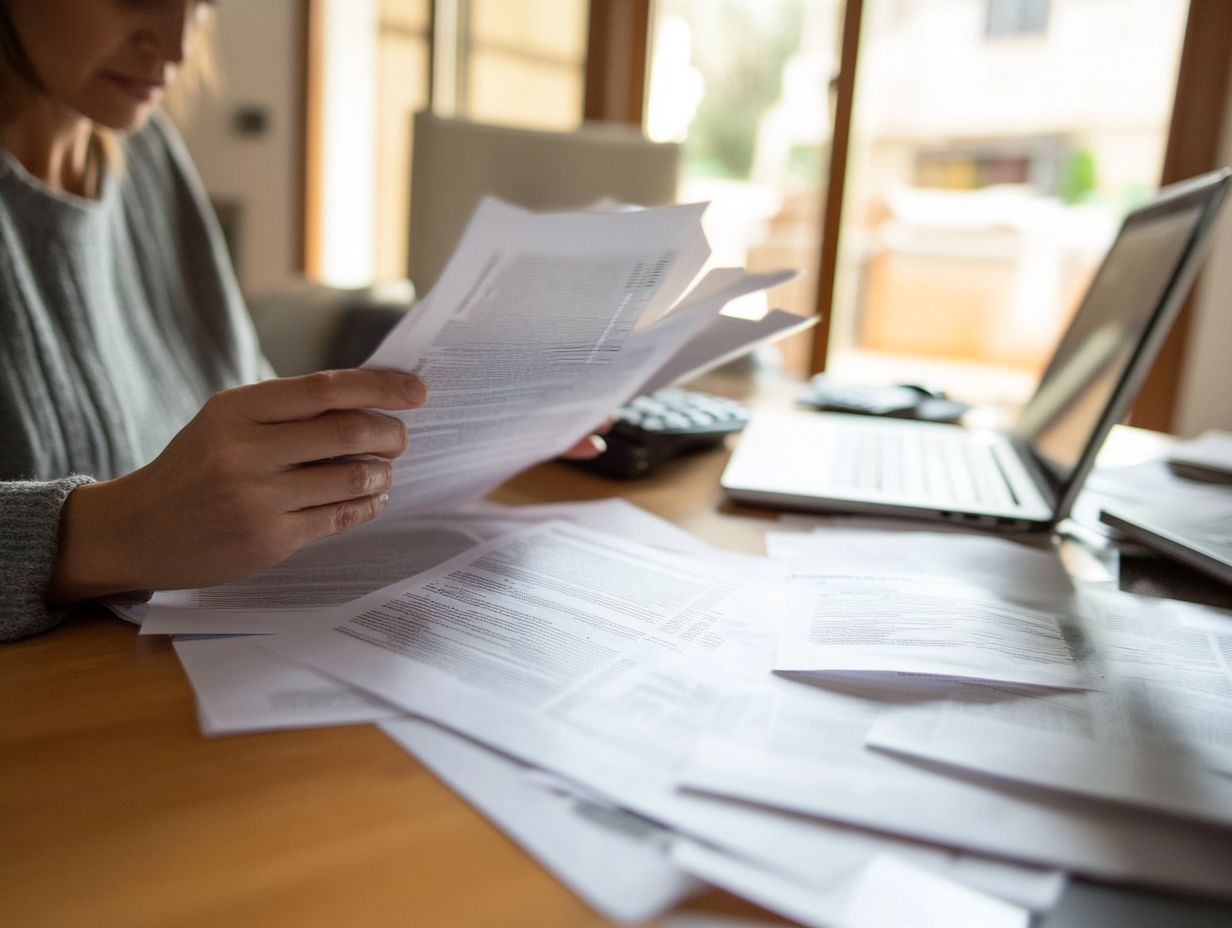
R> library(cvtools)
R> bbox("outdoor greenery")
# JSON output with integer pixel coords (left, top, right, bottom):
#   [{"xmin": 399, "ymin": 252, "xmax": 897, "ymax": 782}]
[{"xmin": 667, "ymin": 0, "xmax": 808, "ymax": 180}]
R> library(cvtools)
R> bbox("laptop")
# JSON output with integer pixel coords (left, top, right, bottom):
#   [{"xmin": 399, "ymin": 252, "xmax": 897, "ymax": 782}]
[
  {"xmin": 1100, "ymin": 501, "xmax": 1232, "ymax": 586},
  {"xmin": 722, "ymin": 168, "xmax": 1232, "ymax": 531}
]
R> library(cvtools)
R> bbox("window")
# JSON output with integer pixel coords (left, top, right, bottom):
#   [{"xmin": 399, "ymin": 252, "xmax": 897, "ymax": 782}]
[
  {"xmin": 646, "ymin": 0, "xmax": 845, "ymax": 373},
  {"xmin": 831, "ymin": 0, "xmax": 1187, "ymax": 410}
]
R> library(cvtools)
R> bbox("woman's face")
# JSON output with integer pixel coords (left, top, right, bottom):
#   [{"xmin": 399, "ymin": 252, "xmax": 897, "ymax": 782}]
[{"xmin": 6, "ymin": 0, "xmax": 211, "ymax": 131}]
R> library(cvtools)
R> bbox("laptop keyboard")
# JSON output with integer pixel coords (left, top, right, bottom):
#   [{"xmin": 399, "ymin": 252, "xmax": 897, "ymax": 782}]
[{"xmin": 829, "ymin": 427, "xmax": 1017, "ymax": 509}]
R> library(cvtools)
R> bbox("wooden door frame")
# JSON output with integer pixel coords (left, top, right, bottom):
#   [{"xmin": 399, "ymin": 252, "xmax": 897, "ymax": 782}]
[
  {"xmin": 299, "ymin": 0, "xmax": 322, "ymax": 278},
  {"xmin": 584, "ymin": 0, "xmax": 650, "ymax": 125},
  {"xmin": 580, "ymin": 0, "xmax": 860, "ymax": 374},
  {"xmin": 1130, "ymin": 0, "xmax": 1232, "ymax": 432},
  {"xmin": 810, "ymin": 0, "xmax": 863, "ymax": 375}
]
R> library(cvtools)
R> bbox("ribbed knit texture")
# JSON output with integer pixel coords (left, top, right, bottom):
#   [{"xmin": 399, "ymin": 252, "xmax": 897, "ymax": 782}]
[
  {"xmin": 1, "ymin": 113, "xmax": 269, "ymax": 641},
  {"xmin": 0, "ymin": 476, "xmax": 95, "ymax": 638}
]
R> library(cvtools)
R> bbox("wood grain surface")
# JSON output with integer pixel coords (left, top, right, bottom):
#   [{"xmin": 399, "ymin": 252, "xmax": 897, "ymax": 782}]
[{"xmin": 0, "ymin": 441, "xmax": 788, "ymax": 928}]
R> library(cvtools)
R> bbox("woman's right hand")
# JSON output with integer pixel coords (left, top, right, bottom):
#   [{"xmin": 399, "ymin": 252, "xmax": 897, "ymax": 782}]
[{"xmin": 48, "ymin": 369, "xmax": 427, "ymax": 604}]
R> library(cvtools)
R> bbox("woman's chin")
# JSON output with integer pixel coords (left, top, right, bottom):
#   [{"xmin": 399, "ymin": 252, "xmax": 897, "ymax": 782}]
[{"xmin": 79, "ymin": 100, "xmax": 158, "ymax": 134}]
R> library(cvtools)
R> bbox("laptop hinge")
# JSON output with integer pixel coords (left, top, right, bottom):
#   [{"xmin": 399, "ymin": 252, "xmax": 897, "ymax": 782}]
[{"xmin": 1010, "ymin": 434, "xmax": 1063, "ymax": 516}]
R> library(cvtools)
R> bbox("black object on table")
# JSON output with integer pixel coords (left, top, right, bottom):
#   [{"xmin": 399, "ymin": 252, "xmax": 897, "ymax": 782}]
[{"xmin": 569, "ymin": 388, "xmax": 749, "ymax": 479}]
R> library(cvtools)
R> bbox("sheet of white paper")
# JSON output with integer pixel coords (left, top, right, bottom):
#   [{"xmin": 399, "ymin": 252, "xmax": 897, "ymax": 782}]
[
  {"xmin": 767, "ymin": 529, "xmax": 1070, "ymax": 600},
  {"xmin": 868, "ymin": 705, "xmax": 1232, "ymax": 828},
  {"xmin": 635, "ymin": 307, "xmax": 814, "ymax": 394},
  {"xmin": 140, "ymin": 499, "xmax": 704, "ymax": 636},
  {"xmin": 1167, "ymin": 429, "xmax": 1232, "ymax": 479},
  {"xmin": 774, "ymin": 574, "xmax": 1091, "ymax": 689},
  {"xmin": 380, "ymin": 718, "xmax": 701, "ymax": 923},
  {"xmin": 174, "ymin": 636, "xmax": 402, "ymax": 735},
  {"xmin": 679, "ymin": 667, "xmax": 1232, "ymax": 899},
  {"xmin": 524, "ymin": 758, "xmax": 1065, "ymax": 914},
  {"xmin": 767, "ymin": 529, "xmax": 1091, "ymax": 687},
  {"xmin": 262, "ymin": 522, "xmax": 1065, "ymax": 912},
  {"xmin": 139, "ymin": 518, "xmax": 501, "ymax": 636},
  {"xmin": 459, "ymin": 497, "xmax": 715, "ymax": 556},
  {"xmin": 842, "ymin": 854, "xmax": 1030, "ymax": 928},
  {"xmin": 1071, "ymin": 457, "xmax": 1232, "ymax": 538},
  {"xmin": 1173, "ymin": 599, "xmax": 1232, "ymax": 637},
  {"xmin": 671, "ymin": 841, "xmax": 1028, "ymax": 928},
  {"xmin": 863, "ymin": 588, "xmax": 1232, "ymax": 824},
  {"xmin": 359, "ymin": 197, "xmax": 790, "ymax": 517}
]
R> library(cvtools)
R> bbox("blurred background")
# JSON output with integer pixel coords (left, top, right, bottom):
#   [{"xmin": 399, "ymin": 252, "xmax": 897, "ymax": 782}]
[{"xmin": 177, "ymin": 0, "xmax": 1231, "ymax": 436}]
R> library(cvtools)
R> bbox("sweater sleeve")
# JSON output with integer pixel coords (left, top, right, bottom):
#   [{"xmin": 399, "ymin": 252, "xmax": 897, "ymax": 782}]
[{"xmin": 0, "ymin": 475, "xmax": 95, "ymax": 641}]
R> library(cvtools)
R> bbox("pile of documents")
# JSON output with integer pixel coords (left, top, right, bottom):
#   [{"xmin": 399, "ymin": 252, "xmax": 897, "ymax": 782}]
[{"xmin": 121, "ymin": 201, "xmax": 1232, "ymax": 927}]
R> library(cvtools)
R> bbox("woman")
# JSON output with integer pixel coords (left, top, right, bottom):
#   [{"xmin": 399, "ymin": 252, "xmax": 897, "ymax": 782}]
[{"xmin": 0, "ymin": 0, "xmax": 602, "ymax": 641}]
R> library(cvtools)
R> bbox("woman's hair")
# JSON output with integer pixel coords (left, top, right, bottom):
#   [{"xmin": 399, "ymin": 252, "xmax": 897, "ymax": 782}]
[
  {"xmin": 0, "ymin": 2, "xmax": 216, "ymax": 168},
  {"xmin": 0, "ymin": 3, "xmax": 41, "ymax": 104}
]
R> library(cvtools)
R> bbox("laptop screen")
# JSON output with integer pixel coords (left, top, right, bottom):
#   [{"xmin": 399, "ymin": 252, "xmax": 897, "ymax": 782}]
[{"xmin": 1012, "ymin": 182, "xmax": 1220, "ymax": 493}]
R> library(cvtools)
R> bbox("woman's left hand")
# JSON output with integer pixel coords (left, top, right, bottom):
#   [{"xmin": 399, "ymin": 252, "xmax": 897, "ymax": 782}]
[{"xmin": 558, "ymin": 419, "xmax": 613, "ymax": 460}]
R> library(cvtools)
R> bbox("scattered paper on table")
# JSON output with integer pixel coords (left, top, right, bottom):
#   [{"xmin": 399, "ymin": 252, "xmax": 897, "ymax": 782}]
[
  {"xmin": 863, "ymin": 588, "xmax": 1232, "ymax": 825},
  {"xmin": 380, "ymin": 717, "xmax": 701, "ymax": 923},
  {"xmin": 173, "ymin": 636, "xmax": 402, "ymax": 736},
  {"xmin": 671, "ymin": 841, "xmax": 1029, "ymax": 928}
]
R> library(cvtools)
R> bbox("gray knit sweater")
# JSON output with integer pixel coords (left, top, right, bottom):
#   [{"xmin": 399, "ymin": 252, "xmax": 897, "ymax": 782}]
[{"xmin": 1, "ymin": 113, "xmax": 268, "ymax": 641}]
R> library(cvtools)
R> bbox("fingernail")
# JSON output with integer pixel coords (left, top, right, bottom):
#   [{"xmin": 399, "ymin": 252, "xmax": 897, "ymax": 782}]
[
  {"xmin": 589, "ymin": 434, "xmax": 607, "ymax": 455},
  {"xmin": 402, "ymin": 376, "xmax": 427, "ymax": 405},
  {"xmin": 378, "ymin": 493, "xmax": 390, "ymax": 506}
]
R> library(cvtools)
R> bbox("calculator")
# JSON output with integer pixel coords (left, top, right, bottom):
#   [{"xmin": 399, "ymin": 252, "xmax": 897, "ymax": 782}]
[{"xmin": 569, "ymin": 387, "xmax": 749, "ymax": 479}]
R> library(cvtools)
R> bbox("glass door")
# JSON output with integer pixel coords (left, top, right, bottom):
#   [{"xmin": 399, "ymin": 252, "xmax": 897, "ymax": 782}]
[
  {"xmin": 828, "ymin": 0, "xmax": 1189, "ymax": 416},
  {"xmin": 646, "ymin": 0, "xmax": 847, "ymax": 374}
]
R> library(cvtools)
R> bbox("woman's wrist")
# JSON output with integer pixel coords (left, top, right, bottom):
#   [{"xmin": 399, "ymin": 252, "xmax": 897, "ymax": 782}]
[{"xmin": 47, "ymin": 479, "xmax": 145, "ymax": 606}]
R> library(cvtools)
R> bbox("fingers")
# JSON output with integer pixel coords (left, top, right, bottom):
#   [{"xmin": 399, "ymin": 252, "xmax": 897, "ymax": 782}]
[
  {"xmin": 274, "ymin": 459, "xmax": 393, "ymax": 511},
  {"xmin": 292, "ymin": 492, "xmax": 389, "ymax": 545},
  {"xmin": 559, "ymin": 433, "xmax": 608, "ymax": 460},
  {"xmin": 264, "ymin": 410, "xmax": 409, "ymax": 467},
  {"xmin": 559, "ymin": 418, "xmax": 614, "ymax": 460},
  {"xmin": 226, "ymin": 369, "xmax": 427, "ymax": 424}
]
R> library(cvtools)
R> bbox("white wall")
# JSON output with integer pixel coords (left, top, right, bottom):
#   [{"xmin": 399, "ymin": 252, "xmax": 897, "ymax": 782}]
[
  {"xmin": 175, "ymin": 0, "xmax": 304, "ymax": 295},
  {"xmin": 1175, "ymin": 59, "xmax": 1232, "ymax": 437}
]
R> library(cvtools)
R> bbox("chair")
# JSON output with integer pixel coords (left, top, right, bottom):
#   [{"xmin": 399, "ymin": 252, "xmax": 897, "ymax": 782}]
[
  {"xmin": 246, "ymin": 279, "xmax": 414, "ymax": 376},
  {"xmin": 248, "ymin": 115, "xmax": 679, "ymax": 377},
  {"xmin": 407, "ymin": 111, "xmax": 681, "ymax": 295}
]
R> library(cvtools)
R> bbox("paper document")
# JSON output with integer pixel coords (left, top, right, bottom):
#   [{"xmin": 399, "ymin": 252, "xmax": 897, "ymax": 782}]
[
  {"xmin": 671, "ymin": 841, "xmax": 1029, "ymax": 928},
  {"xmin": 774, "ymin": 574, "xmax": 1091, "ymax": 689},
  {"xmin": 1071, "ymin": 457, "xmax": 1232, "ymax": 538},
  {"xmin": 766, "ymin": 531, "xmax": 1089, "ymax": 688},
  {"xmin": 140, "ymin": 499, "xmax": 705, "ymax": 636},
  {"xmin": 173, "ymin": 636, "xmax": 402, "ymax": 735},
  {"xmin": 262, "ymin": 522, "xmax": 1066, "ymax": 911},
  {"xmin": 361, "ymin": 197, "xmax": 793, "ymax": 516},
  {"xmin": 766, "ymin": 528, "xmax": 1071, "ymax": 599},
  {"xmin": 864, "ymin": 588, "xmax": 1232, "ymax": 825},
  {"xmin": 679, "ymin": 668, "xmax": 1232, "ymax": 898},
  {"xmin": 636, "ymin": 308, "xmax": 816, "ymax": 395},
  {"xmin": 1167, "ymin": 429, "xmax": 1232, "ymax": 482},
  {"xmin": 140, "ymin": 518, "xmax": 497, "ymax": 636},
  {"xmin": 267, "ymin": 521, "xmax": 759, "ymax": 711},
  {"xmin": 1173, "ymin": 599, "xmax": 1232, "ymax": 637},
  {"xmin": 380, "ymin": 718, "xmax": 701, "ymax": 923}
]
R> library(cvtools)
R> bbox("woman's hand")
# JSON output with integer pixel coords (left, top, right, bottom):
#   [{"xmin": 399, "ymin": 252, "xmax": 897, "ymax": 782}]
[
  {"xmin": 558, "ymin": 419, "xmax": 613, "ymax": 460},
  {"xmin": 49, "ymin": 369, "xmax": 427, "ymax": 604}
]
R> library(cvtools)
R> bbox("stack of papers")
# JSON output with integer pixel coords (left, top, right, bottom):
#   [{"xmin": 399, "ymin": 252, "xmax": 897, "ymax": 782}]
[
  {"xmin": 1167, "ymin": 430, "xmax": 1232, "ymax": 483},
  {"xmin": 129, "ymin": 200, "xmax": 1232, "ymax": 926}
]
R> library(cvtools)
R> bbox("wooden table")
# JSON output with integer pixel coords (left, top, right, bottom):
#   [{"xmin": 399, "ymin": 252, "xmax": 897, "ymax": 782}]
[
  {"xmin": 5, "ymin": 389, "xmax": 1232, "ymax": 928},
  {"xmin": 0, "ymin": 439, "xmax": 788, "ymax": 928}
]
